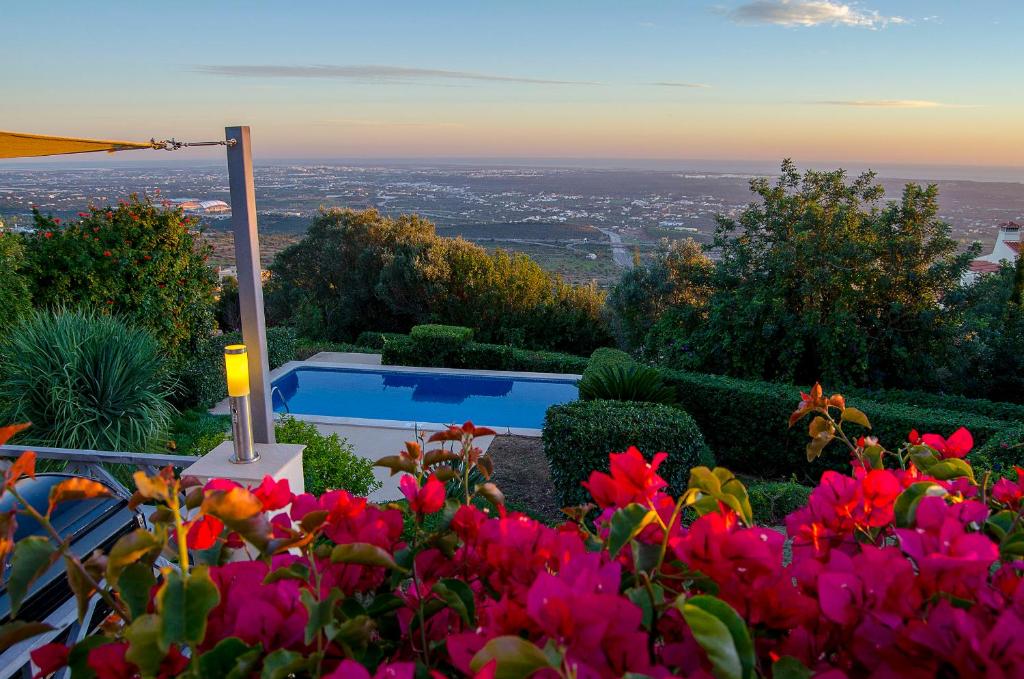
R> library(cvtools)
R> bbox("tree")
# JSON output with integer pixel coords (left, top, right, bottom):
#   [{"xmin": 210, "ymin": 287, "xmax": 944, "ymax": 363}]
[
  {"xmin": 23, "ymin": 196, "xmax": 217, "ymax": 356},
  {"xmin": 606, "ymin": 238, "xmax": 714, "ymax": 352},
  {"xmin": 267, "ymin": 208, "xmax": 610, "ymax": 353},
  {"xmin": 635, "ymin": 160, "xmax": 975, "ymax": 389}
]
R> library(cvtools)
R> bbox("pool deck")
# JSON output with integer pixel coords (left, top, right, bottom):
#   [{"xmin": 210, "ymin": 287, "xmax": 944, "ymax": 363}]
[{"xmin": 210, "ymin": 354, "xmax": 578, "ymax": 502}]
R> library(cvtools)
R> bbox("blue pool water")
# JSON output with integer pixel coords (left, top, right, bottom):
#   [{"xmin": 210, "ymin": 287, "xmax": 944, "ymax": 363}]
[{"xmin": 272, "ymin": 367, "xmax": 578, "ymax": 429}]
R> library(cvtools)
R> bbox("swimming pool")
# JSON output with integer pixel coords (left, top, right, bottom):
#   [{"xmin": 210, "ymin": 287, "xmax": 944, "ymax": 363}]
[{"xmin": 271, "ymin": 365, "xmax": 579, "ymax": 431}]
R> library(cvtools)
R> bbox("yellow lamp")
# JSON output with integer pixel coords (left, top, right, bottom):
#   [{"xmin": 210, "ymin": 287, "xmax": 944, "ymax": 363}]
[
  {"xmin": 224, "ymin": 345, "xmax": 250, "ymax": 397},
  {"xmin": 224, "ymin": 344, "xmax": 258, "ymax": 463}
]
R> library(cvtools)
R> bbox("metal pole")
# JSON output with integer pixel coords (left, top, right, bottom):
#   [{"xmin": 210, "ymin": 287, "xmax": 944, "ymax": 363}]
[{"xmin": 225, "ymin": 126, "xmax": 275, "ymax": 444}]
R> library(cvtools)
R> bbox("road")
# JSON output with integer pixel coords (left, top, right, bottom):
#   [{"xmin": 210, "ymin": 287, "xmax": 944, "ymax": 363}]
[{"xmin": 595, "ymin": 228, "xmax": 632, "ymax": 269}]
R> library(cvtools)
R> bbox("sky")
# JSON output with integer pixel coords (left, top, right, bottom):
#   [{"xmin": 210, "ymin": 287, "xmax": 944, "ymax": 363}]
[{"xmin": 2, "ymin": 0, "xmax": 1023, "ymax": 172}]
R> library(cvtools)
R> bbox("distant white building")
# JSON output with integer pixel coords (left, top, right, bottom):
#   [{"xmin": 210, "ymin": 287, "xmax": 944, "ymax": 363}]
[{"xmin": 965, "ymin": 221, "xmax": 1021, "ymax": 283}]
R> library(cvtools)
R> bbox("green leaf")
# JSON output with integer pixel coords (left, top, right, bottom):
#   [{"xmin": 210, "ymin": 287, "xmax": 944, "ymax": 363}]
[
  {"xmin": 0, "ymin": 620, "xmax": 52, "ymax": 653},
  {"xmin": 330, "ymin": 542, "xmax": 403, "ymax": 571},
  {"xmin": 118, "ymin": 562, "xmax": 156, "ymax": 621},
  {"xmin": 124, "ymin": 614, "xmax": 164, "ymax": 678},
  {"xmin": 156, "ymin": 566, "xmax": 221, "ymax": 650},
  {"xmin": 263, "ymin": 563, "xmax": 310, "ymax": 584},
  {"xmin": 927, "ymin": 458, "xmax": 976, "ymax": 483},
  {"xmin": 608, "ymin": 503, "xmax": 657, "ymax": 556},
  {"xmin": 626, "ymin": 586, "xmax": 655, "ymax": 630},
  {"xmin": 225, "ymin": 645, "xmax": 264, "ymax": 679},
  {"xmin": 470, "ymin": 636, "xmax": 553, "ymax": 679},
  {"xmin": 106, "ymin": 528, "xmax": 163, "ymax": 586},
  {"xmin": 772, "ymin": 655, "xmax": 813, "ymax": 679},
  {"xmin": 301, "ymin": 588, "xmax": 342, "ymax": 646},
  {"xmin": 260, "ymin": 649, "xmax": 307, "ymax": 679},
  {"xmin": 366, "ymin": 592, "xmax": 404, "ymax": 618},
  {"xmin": 841, "ymin": 407, "xmax": 871, "ymax": 429},
  {"xmin": 679, "ymin": 594, "xmax": 755, "ymax": 679},
  {"xmin": 894, "ymin": 482, "xmax": 944, "ymax": 528},
  {"xmin": 198, "ymin": 637, "xmax": 257, "ymax": 679},
  {"xmin": 433, "ymin": 578, "xmax": 476, "ymax": 627},
  {"xmin": 8, "ymin": 536, "xmax": 55, "ymax": 616}
]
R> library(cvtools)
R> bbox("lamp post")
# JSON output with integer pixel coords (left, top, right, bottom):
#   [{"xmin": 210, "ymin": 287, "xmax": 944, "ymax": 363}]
[{"xmin": 224, "ymin": 344, "xmax": 259, "ymax": 464}]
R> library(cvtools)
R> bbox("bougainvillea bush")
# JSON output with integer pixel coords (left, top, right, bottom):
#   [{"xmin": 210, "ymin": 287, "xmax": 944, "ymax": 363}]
[
  {"xmin": 3, "ymin": 386, "xmax": 1024, "ymax": 678},
  {"xmin": 23, "ymin": 194, "xmax": 217, "ymax": 356}
]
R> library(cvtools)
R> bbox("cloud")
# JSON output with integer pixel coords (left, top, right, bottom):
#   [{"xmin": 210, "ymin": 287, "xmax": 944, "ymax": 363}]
[
  {"xmin": 194, "ymin": 64, "xmax": 597, "ymax": 85},
  {"xmin": 651, "ymin": 81, "xmax": 712, "ymax": 89},
  {"xmin": 725, "ymin": 1, "xmax": 906, "ymax": 28},
  {"xmin": 316, "ymin": 119, "xmax": 464, "ymax": 129},
  {"xmin": 812, "ymin": 99, "xmax": 979, "ymax": 108}
]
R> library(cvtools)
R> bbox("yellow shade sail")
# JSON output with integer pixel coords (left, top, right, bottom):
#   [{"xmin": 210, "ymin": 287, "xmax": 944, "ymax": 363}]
[{"xmin": 0, "ymin": 130, "xmax": 160, "ymax": 159}]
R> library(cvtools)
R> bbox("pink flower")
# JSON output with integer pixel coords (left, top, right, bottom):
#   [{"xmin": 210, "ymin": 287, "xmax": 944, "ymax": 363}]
[
  {"xmin": 31, "ymin": 643, "xmax": 69, "ymax": 678},
  {"xmin": 186, "ymin": 514, "xmax": 224, "ymax": 550},
  {"xmin": 400, "ymin": 474, "xmax": 445, "ymax": 514},
  {"xmin": 253, "ymin": 475, "xmax": 292, "ymax": 511},
  {"xmin": 583, "ymin": 446, "xmax": 668, "ymax": 508},
  {"xmin": 920, "ymin": 427, "xmax": 973, "ymax": 459}
]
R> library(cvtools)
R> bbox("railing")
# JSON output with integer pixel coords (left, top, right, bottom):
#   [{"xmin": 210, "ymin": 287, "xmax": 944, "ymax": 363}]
[{"xmin": 0, "ymin": 445, "xmax": 199, "ymax": 499}]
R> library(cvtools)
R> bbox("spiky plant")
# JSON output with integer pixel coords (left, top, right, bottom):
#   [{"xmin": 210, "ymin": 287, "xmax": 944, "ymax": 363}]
[
  {"xmin": 577, "ymin": 364, "xmax": 676, "ymax": 405},
  {"xmin": 0, "ymin": 309, "xmax": 175, "ymax": 452}
]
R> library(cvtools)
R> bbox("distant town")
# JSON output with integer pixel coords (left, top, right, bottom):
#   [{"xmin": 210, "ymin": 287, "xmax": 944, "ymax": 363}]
[{"xmin": 2, "ymin": 163, "xmax": 1023, "ymax": 286}]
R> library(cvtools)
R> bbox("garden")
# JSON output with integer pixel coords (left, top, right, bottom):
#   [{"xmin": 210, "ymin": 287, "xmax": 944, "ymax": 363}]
[
  {"xmin": 2, "ymin": 165, "xmax": 1024, "ymax": 677},
  {"xmin": 3, "ymin": 385, "xmax": 1024, "ymax": 678}
]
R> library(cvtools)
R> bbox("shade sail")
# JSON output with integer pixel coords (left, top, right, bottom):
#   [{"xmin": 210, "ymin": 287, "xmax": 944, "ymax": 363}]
[{"xmin": 0, "ymin": 130, "xmax": 159, "ymax": 158}]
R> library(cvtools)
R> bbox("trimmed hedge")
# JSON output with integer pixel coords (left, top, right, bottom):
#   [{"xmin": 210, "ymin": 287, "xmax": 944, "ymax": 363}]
[
  {"xmin": 971, "ymin": 424, "xmax": 1024, "ymax": 479},
  {"xmin": 659, "ymin": 368, "xmax": 1010, "ymax": 482},
  {"xmin": 747, "ymin": 481, "xmax": 813, "ymax": 526},
  {"xmin": 295, "ymin": 340, "xmax": 375, "ymax": 361},
  {"xmin": 543, "ymin": 399, "xmax": 714, "ymax": 507},
  {"xmin": 382, "ymin": 338, "xmax": 589, "ymax": 374},
  {"xmin": 177, "ymin": 326, "xmax": 296, "ymax": 408},
  {"xmin": 583, "ymin": 347, "xmax": 636, "ymax": 381},
  {"xmin": 407, "ymin": 324, "xmax": 473, "ymax": 366},
  {"xmin": 355, "ymin": 331, "xmax": 408, "ymax": 350},
  {"xmin": 840, "ymin": 386, "xmax": 1024, "ymax": 423}
]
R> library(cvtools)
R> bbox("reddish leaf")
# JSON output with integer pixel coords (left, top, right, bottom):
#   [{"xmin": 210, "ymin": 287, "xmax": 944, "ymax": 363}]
[
  {"xmin": 47, "ymin": 478, "xmax": 112, "ymax": 515},
  {"xmin": 4, "ymin": 450, "xmax": 36, "ymax": 488},
  {"xmin": 0, "ymin": 423, "xmax": 30, "ymax": 447}
]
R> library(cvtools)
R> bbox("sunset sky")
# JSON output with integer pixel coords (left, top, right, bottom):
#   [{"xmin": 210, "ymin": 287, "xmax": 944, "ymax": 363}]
[{"xmin": 3, "ymin": 0, "xmax": 1022, "ymax": 169}]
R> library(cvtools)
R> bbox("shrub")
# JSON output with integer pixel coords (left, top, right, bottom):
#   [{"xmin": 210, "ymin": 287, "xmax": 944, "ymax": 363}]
[
  {"xmin": 213, "ymin": 276, "xmax": 241, "ymax": 332},
  {"xmin": 408, "ymin": 324, "xmax": 473, "ymax": 366},
  {"xmin": 274, "ymin": 416, "xmax": 380, "ymax": 497},
  {"xmin": 840, "ymin": 385, "xmax": 1024, "ymax": 422},
  {"xmin": 165, "ymin": 409, "xmax": 230, "ymax": 456},
  {"xmin": 23, "ymin": 196, "xmax": 217, "ymax": 356},
  {"xmin": 294, "ymin": 340, "xmax": 375, "ymax": 361},
  {"xmin": 543, "ymin": 399, "xmax": 713, "ymax": 506},
  {"xmin": 584, "ymin": 347, "xmax": 635, "ymax": 375},
  {"xmin": 747, "ymin": 480, "xmax": 812, "ymax": 525},
  {"xmin": 970, "ymin": 424, "xmax": 1024, "ymax": 479},
  {"xmin": 177, "ymin": 326, "xmax": 296, "ymax": 408},
  {"xmin": 0, "ymin": 233, "xmax": 31, "ymax": 335},
  {"xmin": 0, "ymin": 309, "xmax": 174, "ymax": 451},
  {"xmin": 355, "ymin": 330, "xmax": 407, "ymax": 350},
  {"xmin": 578, "ymin": 364, "xmax": 676, "ymax": 404},
  {"xmin": 660, "ymin": 368, "xmax": 1008, "ymax": 481},
  {"xmin": 382, "ymin": 336, "xmax": 590, "ymax": 374},
  {"xmin": 16, "ymin": 388, "xmax": 1024, "ymax": 679}
]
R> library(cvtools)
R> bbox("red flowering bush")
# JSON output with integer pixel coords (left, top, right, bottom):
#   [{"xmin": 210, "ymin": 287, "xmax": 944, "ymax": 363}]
[
  {"xmin": 4, "ymin": 386, "xmax": 1024, "ymax": 678},
  {"xmin": 23, "ymin": 195, "xmax": 217, "ymax": 355}
]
